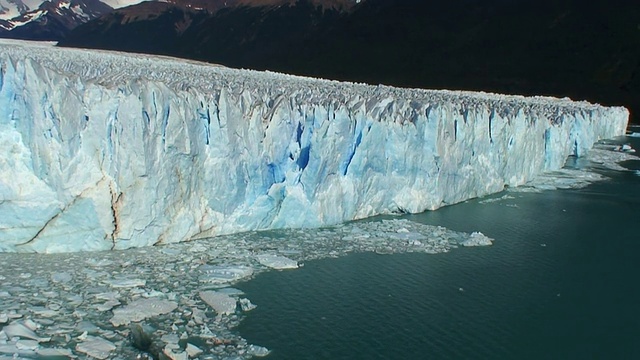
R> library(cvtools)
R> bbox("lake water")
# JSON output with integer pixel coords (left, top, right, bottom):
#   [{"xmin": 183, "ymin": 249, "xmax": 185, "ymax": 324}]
[{"xmin": 237, "ymin": 133, "xmax": 640, "ymax": 360}]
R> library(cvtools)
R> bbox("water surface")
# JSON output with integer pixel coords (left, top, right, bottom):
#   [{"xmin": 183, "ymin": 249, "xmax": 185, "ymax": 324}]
[{"xmin": 238, "ymin": 136, "xmax": 640, "ymax": 360}]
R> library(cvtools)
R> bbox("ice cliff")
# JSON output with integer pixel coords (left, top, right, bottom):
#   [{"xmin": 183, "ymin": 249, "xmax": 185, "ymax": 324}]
[{"xmin": 0, "ymin": 40, "xmax": 629, "ymax": 253}]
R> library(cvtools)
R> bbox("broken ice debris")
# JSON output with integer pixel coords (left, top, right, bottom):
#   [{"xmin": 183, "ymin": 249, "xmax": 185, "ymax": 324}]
[
  {"xmin": 198, "ymin": 265, "xmax": 254, "ymax": 283},
  {"xmin": 256, "ymin": 254, "xmax": 299, "ymax": 269},
  {"xmin": 105, "ymin": 278, "xmax": 146, "ymax": 288},
  {"xmin": 460, "ymin": 232, "xmax": 494, "ymax": 246},
  {"xmin": 110, "ymin": 298, "xmax": 178, "ymax": 326},
  {"xmin": 199, "ymin": 291, "xmax": 237, "ymax": 316},
  {"xmin": 50, "ymin": 272, "xmax": 73, "ymax": 283},
  {"xmin": 75, "ymin": 336, "xmax": 116, "ymax": 359},
  {"xmin": 247, "ymin": 344, "xmax": 271, "ymax": 357},
  {"xmin": 239, "ymin": 298, "xmax": 257, "ymax": 312}
]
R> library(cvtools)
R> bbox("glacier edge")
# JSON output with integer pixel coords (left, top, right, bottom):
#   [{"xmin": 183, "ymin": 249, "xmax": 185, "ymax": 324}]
[{"xmin": 0, "ymin": 40, "xmax": 629, "ymax": 253}]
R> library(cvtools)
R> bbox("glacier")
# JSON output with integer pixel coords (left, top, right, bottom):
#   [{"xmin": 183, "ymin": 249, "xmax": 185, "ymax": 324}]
[{"xmin": 0, "ymin": 39, "xmax": 629, "ymax": 253}]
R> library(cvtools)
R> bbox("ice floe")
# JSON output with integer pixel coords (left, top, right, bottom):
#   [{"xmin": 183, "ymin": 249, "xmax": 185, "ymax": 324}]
[
  {"xmin": 255, "ymin": 254, "xmax": 299, "ymax": 269},
  {"xmin": 0, "ymin": 218, "xmax": 493, "ymax": 358},
  {"xmin": 199, "ymin": 291, "xmax": 237, "ymax": 316},
  {"xmin": 75, "ymin": 335, "xmax": 117, "ymax": 359},
  {"xmin": 110, "ymin": 299, "xmax": 178, "ymax": 326},
  {"xmin": 459, "ymin": 232, "xmax": 494, "ymax": 247}
]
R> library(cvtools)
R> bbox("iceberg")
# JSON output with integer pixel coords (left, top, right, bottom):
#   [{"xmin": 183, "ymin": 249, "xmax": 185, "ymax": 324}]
[{"xmin": 0, "ymin": 39, "xmax": 629, "ymax": 253}]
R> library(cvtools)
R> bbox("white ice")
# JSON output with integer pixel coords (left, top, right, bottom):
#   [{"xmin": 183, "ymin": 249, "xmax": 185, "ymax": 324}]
[
  {"xmin": 255, "ymin": 254, "xmax": 299, "ymax": 269},
  {"xmin": 110, "ymin": 298, "xmax": 178, "ymax": 326},
  {"xmin": 0, "ymin": 39, "xmax": 630, "ymax": 252}
]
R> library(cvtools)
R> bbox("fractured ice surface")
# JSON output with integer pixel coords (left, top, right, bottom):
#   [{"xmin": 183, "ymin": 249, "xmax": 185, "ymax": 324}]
[
  {"xmin": 0, "ymin": 218, "xmax": 492, "ymax": 359},
  {"xmin": 0, "ymin": 39, "xmax": 629, "ymax": 253}
]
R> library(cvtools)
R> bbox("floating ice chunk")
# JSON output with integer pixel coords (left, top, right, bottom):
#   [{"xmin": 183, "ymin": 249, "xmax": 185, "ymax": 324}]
[
  {"xmin": 0, "ymin": 314, "xmax": 6, "ymax": 324},
  {"xmin": 142, "ymin": 290, "xmax": 165, "ymax": 298},
  {"xmin": 22, "ymin": 319, "xmax": 38, "ymax": 331},
  {"xmin": 198, "ymin": 265, "xmax": 254, "ymax": 283},
  {"xmin": 75, "ymin": 336, "xmax": 116, "ymax": 359},
  {"xmin": 104, "ymin": 278, "xmax": 146, "ymax": 288},
  {"xmin": 460, "ymin": 232, "xmax": 493, "ymax": 247},
  {"xmin": 96, "ymin": 299, "xmax": 121, "ymax": 311},
  {"xmin": 239, "ymin": 298, "xmax": 257, "ymax": 312},
  {"xmin": 199, "ymin": 291, "xmax": 237, "ymax": 316},
  {"xmin": 188, "ymin": 243, "xmax": 209, "ymax": 253},
  {"xmin": 110, "ymin": 299, "xmax": 178, "ymax": 326},
  {"xmin": 50, "ymin": 272, "xmax": 72, "ymax": 283},
  {"xmin": 161, "ymin": 248, "xmax": 182, "ymax": 255},
  {"xmin": 0, "ymin": 344, "xmax": 20, "ymax": 355},
  {"xmin": 36, "ymin": 347, "xmax": 73, "ymax": 356},
  {"xmin": 407, "ymin": 239, "xmax": 423, "ymax": 246},
  {"xmin": 185, "ymin": 343, "xmax": 203, "ymax": 357},
  {"xmin": 95, "ymin": 292, "xmax": 119, "ymax": 301},
  {"xmin": 216, "ymin": 287, "xmax": 245, "ymax": 296},
  {"xmin": 161, "ymin": 333, "xmax": 180, "ymax": 345},
  {"xmin": 163, "ymin": 345, "xmax": 188, "ymax": 360},
  {"xmin": 255, "ymin": 254, "xmax": 299, "ymax": 269},
  {"xmin": 629, "ymin": 132, "xmax": 640, "ymax": 138},
  {"xmin": 391, "ymin": 231, "xmax": 427, "ymax": 241},
  {"xmin": 2, "ymin": 322, "xmax": 50, "ymax": 342},
  {"xmin": 76, "ymin": 321, "xmax": 99, "ymax": 334},
  {"xmin": 15, "ymin": 340, "xmax": 38, "ymax": 351},
  {"xmin": 31, "ymin": 308, "xmax": 57, "ymax": 318},
  {"xmin": 613, "ymin": 144, "xmax": 635, "ymax": 152},
  {"xmin": 247, "ymin": 344, "xmax": 271, "ymax": 357},
  {"xmin": 479, "ymin": 194, "xmax": 516, "ymax": 204},
  {"xmin": 86, "ymin": 258, "xmax": 114, "ymax": 267}
]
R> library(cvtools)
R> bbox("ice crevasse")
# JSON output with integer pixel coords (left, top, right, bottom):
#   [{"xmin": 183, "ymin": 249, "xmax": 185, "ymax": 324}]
[{"xmin": 0, "ymin": 40, "xmax": 629, "ymax": 253}]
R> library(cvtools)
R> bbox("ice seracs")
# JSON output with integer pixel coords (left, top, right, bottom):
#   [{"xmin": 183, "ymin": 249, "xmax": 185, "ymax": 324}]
[{"xmin": 0, "ymin": 39, "xmax": 630, "ymax": 253}]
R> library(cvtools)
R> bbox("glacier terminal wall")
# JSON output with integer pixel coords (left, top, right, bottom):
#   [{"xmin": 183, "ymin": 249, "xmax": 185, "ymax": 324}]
[{"xmin": 0, "ymin": 40, "xmax": 629, "ymax": 252}]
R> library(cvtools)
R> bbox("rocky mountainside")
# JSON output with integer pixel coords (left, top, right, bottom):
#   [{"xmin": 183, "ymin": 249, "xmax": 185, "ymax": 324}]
[
  {"xmin": 55, "ymin": 0, "xmax": 640, "ymax": 123},
  {"xmin": 0, "ymin": 0, "xmax": 360, "ymax": 40},
  {"xmin": 0, "ymin": 0, "xmax": 115, "ymax": 40}
]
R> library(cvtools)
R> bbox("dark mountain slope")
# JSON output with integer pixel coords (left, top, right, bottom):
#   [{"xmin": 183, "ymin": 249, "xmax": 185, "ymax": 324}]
[
  {"xmin": 0, "ymin": 0, "xmax": 113, "ymax": 40},
  {"xmin": 60, "ymin": 0, "xmax": 640, "ymax": 122}
]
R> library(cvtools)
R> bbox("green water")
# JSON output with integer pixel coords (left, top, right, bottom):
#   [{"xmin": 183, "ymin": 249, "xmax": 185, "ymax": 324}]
[{"xmin": 237, "ymin": 136, "xmax": 640, "ymax": 359}]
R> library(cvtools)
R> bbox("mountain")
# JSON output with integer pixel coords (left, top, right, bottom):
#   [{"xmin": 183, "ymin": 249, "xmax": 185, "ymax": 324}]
[
  {"xmin": 0, "ymin": 0, "xmax": 150, "ymax": 40},
  {"xmin": 0, "ymin": 0, "xmax": 113, "ymax": 40},
  {"xmin": 58, "ymin": 0, "xmax": 640, "ymax": 123},
  {"xmin": 0, "ymin": 0, "xmax": 360, "ymax": 40}
]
